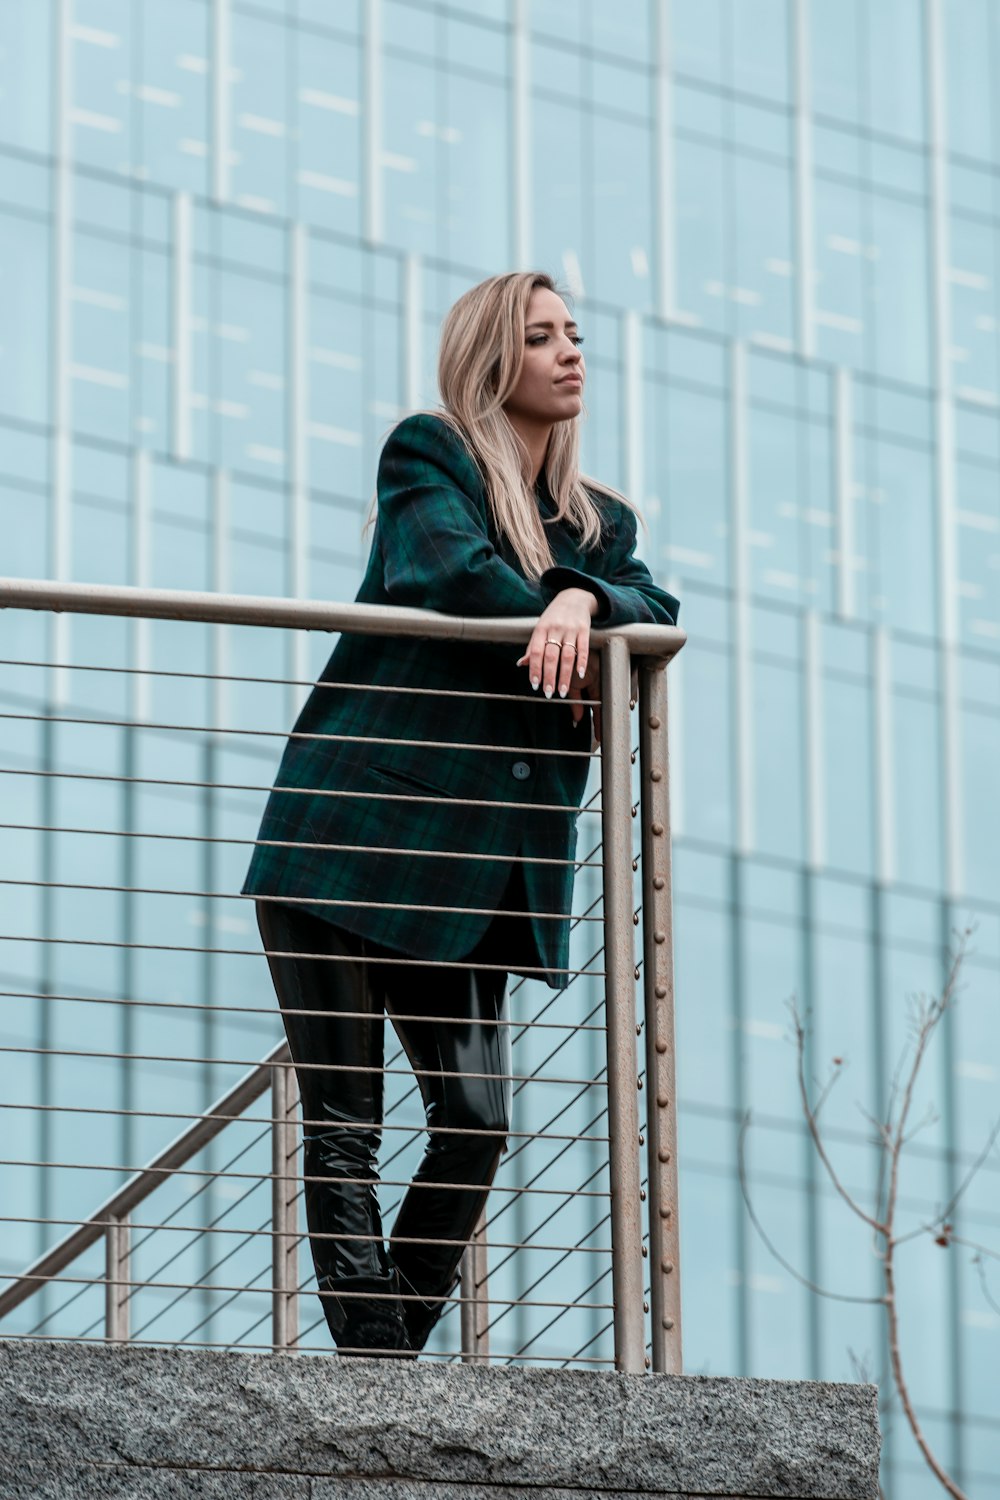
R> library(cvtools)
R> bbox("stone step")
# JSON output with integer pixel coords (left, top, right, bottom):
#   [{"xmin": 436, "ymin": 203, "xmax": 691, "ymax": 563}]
[{"xmin": 0, "ymin": 1339, "xmax": 879, "ymax": 1500}]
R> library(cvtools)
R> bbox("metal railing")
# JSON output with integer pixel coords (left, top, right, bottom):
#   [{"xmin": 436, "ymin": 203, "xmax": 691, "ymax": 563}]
[{"xmin": 0, "ymin": 578, "xmax": 685, "ymax": 1374}]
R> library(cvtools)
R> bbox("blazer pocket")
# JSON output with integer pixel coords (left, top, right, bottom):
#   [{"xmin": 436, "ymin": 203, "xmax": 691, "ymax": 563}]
[{"xmin": 367, "ymin": 763, "xmax": 456, "ymax": 798}]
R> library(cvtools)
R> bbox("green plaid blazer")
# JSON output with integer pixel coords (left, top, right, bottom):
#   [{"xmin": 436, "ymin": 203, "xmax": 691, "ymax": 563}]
[{"xmin": 241, "ymin": 411, "xmax": 680, "ymax": 988}]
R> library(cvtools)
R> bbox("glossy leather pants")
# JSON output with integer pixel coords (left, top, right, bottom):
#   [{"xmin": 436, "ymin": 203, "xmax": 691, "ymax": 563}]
[{"xmin": 255, "ymin": 895, "xmax": 513, "ymax": 1352}]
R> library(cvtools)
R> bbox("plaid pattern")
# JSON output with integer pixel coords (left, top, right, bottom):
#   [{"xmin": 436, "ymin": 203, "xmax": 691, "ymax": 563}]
[{"xmin": 241, "ymin": 412, "xmax": 680, "ymax": 988}]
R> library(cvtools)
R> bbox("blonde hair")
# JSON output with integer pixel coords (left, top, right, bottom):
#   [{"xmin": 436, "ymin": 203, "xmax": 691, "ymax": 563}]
[{"xmin": 388, "ymin": 271, "xmax": 636, "ymax": 579}]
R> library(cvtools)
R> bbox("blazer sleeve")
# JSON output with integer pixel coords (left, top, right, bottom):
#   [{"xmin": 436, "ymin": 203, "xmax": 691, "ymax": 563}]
[
  {"xmin": 377, "ymin": 414, "xmax": 548, "ymax": 618},
  {"xmin": 540, "ymin": 501, "xmax": 681, "ymax": 629}
]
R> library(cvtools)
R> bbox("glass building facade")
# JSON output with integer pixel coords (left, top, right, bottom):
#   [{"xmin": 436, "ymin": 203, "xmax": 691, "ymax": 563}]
[{"xmin": 1, "ymin": 1, "xmax": 999, "ymax": 1493}]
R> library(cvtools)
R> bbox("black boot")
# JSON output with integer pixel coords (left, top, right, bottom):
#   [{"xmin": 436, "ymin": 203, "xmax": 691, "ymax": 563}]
[
  {"xmin": 395, "ymin": 1263, "xmax": 462, "ymax": 1353},
  {"xmin": 325, "ymin": 1268, "xmax": 414, "ymax": 1358}
]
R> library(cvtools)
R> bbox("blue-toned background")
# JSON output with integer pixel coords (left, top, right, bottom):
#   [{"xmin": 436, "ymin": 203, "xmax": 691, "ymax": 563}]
[{"xmin": 2, "ymin": 3, "xmax": 999, "ymax": 1494}]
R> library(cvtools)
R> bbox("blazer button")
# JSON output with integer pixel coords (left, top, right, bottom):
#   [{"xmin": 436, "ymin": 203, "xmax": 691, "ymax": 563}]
[{"xmin": 511, "ymin": 760, "xmax": 532, "ymax": 781}]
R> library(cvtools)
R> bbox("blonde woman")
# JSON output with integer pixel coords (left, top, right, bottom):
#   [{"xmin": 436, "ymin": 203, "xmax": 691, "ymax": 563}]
[{"xmin": 244, "ymin": 271, "xmax": 680, "ymax": 1356}]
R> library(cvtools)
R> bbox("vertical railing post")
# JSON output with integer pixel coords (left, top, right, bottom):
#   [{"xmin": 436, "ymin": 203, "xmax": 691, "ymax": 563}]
[
  {"xmin": 639, "ymin": 659, "xmax": 683, "ymax": 1373},
  {"xmin": 104, "ymin": 1213, "xmax": 130, "ymax": 1342},
  {"xmin": 271, "ymin": 1059, "xmax": 300, "ymax": 1351},
  {"xmin": 600, "ymin": 634, "xmax": 647, "ymax": 1373},
  {"xmin": 460, "ymin": 1210, "xmax": 491, "ymax": 1364}
]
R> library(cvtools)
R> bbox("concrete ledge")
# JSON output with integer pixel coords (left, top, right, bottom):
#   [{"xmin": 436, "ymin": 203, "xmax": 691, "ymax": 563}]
[{"xmin": 0, "ymin": 1340, "xmax": 879, "ymax": 1499}]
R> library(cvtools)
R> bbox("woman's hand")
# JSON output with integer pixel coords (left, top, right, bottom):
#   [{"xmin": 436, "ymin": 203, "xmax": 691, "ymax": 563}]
[{"xmin": 517, "ymin": 587, "xmax": 598, "ymax": 700}]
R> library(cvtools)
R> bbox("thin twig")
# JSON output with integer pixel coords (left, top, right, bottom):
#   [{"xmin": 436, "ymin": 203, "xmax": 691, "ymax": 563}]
[
  {"xmin": 894, "ymin": 1115, "xmax": 1000, "ymax": 1249},
  {"xmin": 951, "ymin": 1234, "xmax": 1000, "ymax": 1267},
  {"xmin": 972, "ymin": 1255, "xmax": 1000, "ymax": 1319},
  {"xmin": 878, "ymin": 930, "xmax": 971, "ymax": 1500},
  {"xmin": 788, "ymin": 998, "xmax": 883, "ymax": 1235},
  {"xmin": 756, "ymin": 931, "xmax": 978, "ymax": 1500},
  {"xmin": 737, "ymin": 1115, "xmax": 883, "ymax": 1306}
]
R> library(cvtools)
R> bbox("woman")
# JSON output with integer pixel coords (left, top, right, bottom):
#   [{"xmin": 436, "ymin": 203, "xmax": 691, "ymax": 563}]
[{"xmin": 243, "ymin": 271, "xmax": 680, "ymax": 1357}]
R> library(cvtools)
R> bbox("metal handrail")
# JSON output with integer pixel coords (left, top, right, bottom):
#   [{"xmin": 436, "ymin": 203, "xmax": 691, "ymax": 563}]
[
  {"xmin": 0, "ymin": 577, "xmax": 683, "ymax": 659},
  {"xmin": 0, "ymin": 577, "xmax": 685, "ymax": 1372},
  {"xmin": 0, "ymin": 1042, "xmax": 287, "ymax": 1318}
]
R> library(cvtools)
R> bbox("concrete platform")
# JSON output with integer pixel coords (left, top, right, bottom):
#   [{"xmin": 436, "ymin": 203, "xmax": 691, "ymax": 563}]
[{"xmin": 0, "ymin": 1339, "xmax": 879, "ymax": 1499}]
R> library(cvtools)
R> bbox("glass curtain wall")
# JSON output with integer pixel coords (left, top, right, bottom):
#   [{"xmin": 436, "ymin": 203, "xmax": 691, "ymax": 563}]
[{"xmin": 1, "ymin": 2, "xmax": 999, "ymax": 1492}]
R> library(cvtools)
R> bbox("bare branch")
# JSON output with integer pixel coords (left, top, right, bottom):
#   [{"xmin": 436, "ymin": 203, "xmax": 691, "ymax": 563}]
[
  {"xmin": 973, "ymin": 1255, "xmax": 1000, "ymax": 1320},
  {"xmin": 736, "ymin": 1115, "xmax": 883, "ymax": 1306},
  {"xmin": 805, "ymin": 1033, "xmax": 847, "ymax": 1122},
  {"xmin": 788, "ymin": 928, "xmax": 976, "ymax": 1500},
  {"xmin": 885, "ymin": 931, "xmax": 971, "ymax": 1243},
  {"xmin": 886, "ymin": 1053, "xmax": 903, "ymax": 1120},
  {"xmin": 951, "ymin": 1234, "xmax": 1000, "ymax": 1267},
  {"xmin": 846, "ymin": 1346, "xmax": 888, "ymax": 1390},
  {"xmin": 883, "ymin": 1218, "xmax": 968, "ymax": 1497},
  {"xmin": 894, "ymin": 1114, "xmax": 1000, "ymax": 1249},
  {"xmin": 858, "ymin": 1105, "xmax": 893, "ymax": 1243},
  {"xmin": 856, "ymin": 1102, "xmax": 890, "ymax": 1141},
  {"xmin": 875, "ymin": 931, "xmax": 973, "ymax": 1500},
  {"xmin": 788, "ymin": 999, "xmax": 884, "ymax": 1235}
]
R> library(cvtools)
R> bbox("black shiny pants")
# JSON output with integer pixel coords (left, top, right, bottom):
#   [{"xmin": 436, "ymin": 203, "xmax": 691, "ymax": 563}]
[{"xmin": 255, "ymin": 896, "xmax": 514, "ymax": 1352}]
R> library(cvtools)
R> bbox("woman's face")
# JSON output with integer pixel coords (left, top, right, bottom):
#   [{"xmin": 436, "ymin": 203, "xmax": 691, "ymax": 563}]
[{"xmin": 502, "ymin": 287, "xmax": 585, "ymax": 427}]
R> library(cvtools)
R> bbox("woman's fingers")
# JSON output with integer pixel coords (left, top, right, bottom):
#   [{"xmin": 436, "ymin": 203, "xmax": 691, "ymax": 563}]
[
  {"xmin": 515, "ymin": 625, "xmax": 546, "ymax": 690},
  {"xmin": 556, "ymin": 638, "xmax": 578, "ymax": 700},
  {"xmin": 517, "ymin": 595, "xmax": 595, "ymax": 698},
  {"xmin": 516, "ymin": 625, "xmax": 570, "ymax": 698},
  {"xmin": 520, "ymin": 622, "xmax": 552, "ymax": 693}
]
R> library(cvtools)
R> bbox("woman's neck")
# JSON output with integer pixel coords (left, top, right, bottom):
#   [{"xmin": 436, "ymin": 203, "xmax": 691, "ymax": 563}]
[{"xmin": 505, "ymin": 412, "xmax": 552, "ymax": 487}]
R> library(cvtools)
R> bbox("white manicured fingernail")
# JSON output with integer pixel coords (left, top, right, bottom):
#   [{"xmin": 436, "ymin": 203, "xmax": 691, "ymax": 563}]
[
  {"xmin": 578, "ymin": 665, "xmax": 585, "ymax": 678},
  {"xmin": 544, "ymin": 685, "xmax": 553, "ymax": 699},
  {"xmin": 532, "ymin": 676, "xmax": 539, "ymax": 689},
  {"xmin": 559, "ymin": 684, "xmax": 567, "ymax": 698}
]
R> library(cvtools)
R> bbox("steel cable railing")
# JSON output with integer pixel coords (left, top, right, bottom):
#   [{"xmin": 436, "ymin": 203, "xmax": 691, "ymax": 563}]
[{"xmin": 0, "ymin": 578, "xmax": 683, "ymax": 1373}]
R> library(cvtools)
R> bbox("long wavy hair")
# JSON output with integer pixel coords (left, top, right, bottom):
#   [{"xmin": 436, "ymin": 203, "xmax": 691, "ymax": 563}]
[{"xmin": 388, "ymin": 271, "xmax": 636, "ymax": 580}]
